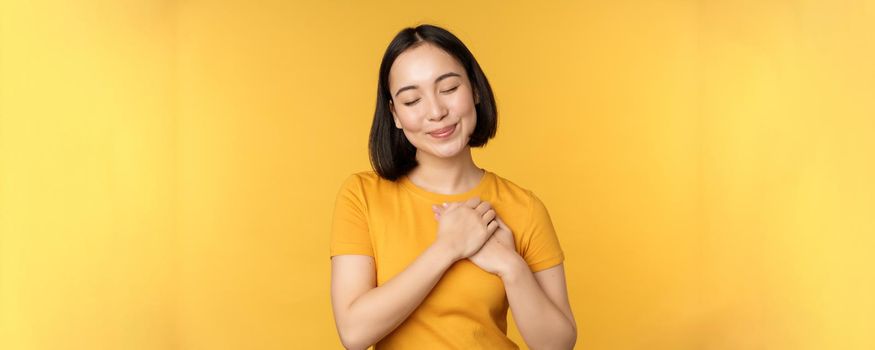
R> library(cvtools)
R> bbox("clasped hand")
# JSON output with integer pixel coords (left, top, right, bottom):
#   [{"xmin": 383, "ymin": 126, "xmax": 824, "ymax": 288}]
[{"xmin": 432, "ymin": 197, "xmax": 520, "ymax": 277}]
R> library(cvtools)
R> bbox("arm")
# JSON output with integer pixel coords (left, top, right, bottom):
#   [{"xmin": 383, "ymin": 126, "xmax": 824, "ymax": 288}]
[
  {"xmin": 331, "ymin": 197, "xmax": 497, "ymax": 350},
  {"xmin": 432, "ymin": 204, "xmax": 577, "ymax": 349},
  {"xmin": 502, "ymin": 260, "xmax": 577, "ymax": 350},
  {"xmin": 330, "ymin": 243, "xmax": 457, "ymax": 350}
]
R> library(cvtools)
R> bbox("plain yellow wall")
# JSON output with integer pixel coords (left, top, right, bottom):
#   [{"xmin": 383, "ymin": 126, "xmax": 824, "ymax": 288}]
[{"xmin": 1, "ymin": 0, "xmax": 873, "ymax": 349}]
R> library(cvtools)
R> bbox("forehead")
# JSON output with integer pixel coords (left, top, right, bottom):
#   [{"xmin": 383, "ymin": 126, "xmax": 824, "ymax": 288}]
[{"xmin": 388, "ymin": 43, "xmax": 466, "ymax": 88}]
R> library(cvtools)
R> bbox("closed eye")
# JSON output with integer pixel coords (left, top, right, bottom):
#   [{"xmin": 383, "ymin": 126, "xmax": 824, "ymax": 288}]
[
  {"xmin": 442, "ymin": 86, "xmax": 459, "ymax": 94},
  {"xmin": 402, "ymin": 86, "xmax": 460, "ymax": 106}
]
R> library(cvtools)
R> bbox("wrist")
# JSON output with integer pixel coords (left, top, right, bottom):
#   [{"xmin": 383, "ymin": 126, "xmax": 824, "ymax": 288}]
[
  {"xmin": 429, "ymin": 241, "xmax": 462, "ymax": 264},
  {"xmin": 498, "ymin": 253, "xmax": 528, "ymax": 282}
]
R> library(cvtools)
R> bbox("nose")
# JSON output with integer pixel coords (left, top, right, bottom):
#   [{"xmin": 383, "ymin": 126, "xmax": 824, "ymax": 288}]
[{"xmin": 426, "ymin": 95, "xmax": 449, "ymax": 122}]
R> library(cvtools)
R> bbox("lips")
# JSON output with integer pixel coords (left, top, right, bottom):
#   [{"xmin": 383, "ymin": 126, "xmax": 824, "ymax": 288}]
[{"xmin": 429, "ymin": 124, "xmax": 456, "ymax": 136}]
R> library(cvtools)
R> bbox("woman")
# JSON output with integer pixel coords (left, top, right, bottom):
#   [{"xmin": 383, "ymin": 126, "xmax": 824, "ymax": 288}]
[{"xmin": 330, "ymin": 24, "xmax": 577, "ymax": 349}]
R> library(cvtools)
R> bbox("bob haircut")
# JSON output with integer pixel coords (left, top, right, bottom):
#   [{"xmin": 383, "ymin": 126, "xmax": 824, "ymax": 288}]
[{"xmin": 369, "ymin": 24, "xmax": 498, "ymax": 181}]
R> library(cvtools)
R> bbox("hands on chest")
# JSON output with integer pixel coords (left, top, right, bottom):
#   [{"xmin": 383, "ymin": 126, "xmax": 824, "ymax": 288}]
[{"xmin": 431, "ymin": 197, "xmax": 522, "ymax": 277}]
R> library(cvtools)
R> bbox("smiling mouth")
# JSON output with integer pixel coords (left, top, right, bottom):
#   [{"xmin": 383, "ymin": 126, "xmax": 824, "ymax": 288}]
[
  {"xmin": 428, "ymin": 123, "xmax": 457, "ymax": 138},
  {"xmin": 429, "ymin": 123, "xmax": 456, "ymax": 134}
]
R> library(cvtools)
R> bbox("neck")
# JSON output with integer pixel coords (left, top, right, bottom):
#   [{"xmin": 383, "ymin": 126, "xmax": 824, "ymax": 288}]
[{"xmin": 407, "ymin": 146, "xmax": 484, "ymax": 195}]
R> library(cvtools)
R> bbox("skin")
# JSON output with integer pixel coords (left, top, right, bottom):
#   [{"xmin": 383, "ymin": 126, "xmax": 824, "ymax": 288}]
[
  {"xmin": 390, "ymin": 42, "xmax": 483, "ymax": 194},
  {"xmin": 331, "ymin": 42, "xmax": 576, "ymax": 350}
]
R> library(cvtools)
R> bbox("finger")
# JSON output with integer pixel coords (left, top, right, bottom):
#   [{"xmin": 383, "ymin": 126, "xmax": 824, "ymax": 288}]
[
  {"xmin": 487, "ymin": 220, "xmax": 499, "ymax": 234},
  {"xmin": 444, "ymin": 201, "xmax": 463, "ymax": 212},
  {"xmin": 481, "ymin": 209, "xmax": 496, "ymax": 225},
  {"xmin": 495, "ymin": 218, "xmax": 514, "ymax": 240},
  {"xmin": 474, "ymin": 201, "xmax": 491, "ymax": 216},
  {"xmin": 463, "ymin": 196, "xmax": 482, "ymax": 209},
  {"xmin": 495, "ymin": 217, "xmax": 509, "ymax": 230}
]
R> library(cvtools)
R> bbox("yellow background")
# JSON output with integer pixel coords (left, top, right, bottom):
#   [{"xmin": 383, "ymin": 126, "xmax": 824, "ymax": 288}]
[{"xmin": 1, "ymin": 0, "xmax": 873, "ymax": 349}]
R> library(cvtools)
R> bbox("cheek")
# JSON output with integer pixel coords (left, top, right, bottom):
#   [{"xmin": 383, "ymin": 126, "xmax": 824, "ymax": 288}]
[
  {"xmin": 451, "ymin": 91, "xmax": 478, "ymax": 126},
  {"xmin": 450, "ymin": 95, "xmax": 478, "ymax": 130},
  {"xmin": 396, "ymin": 113, "xmax": 424, "ymax": 133},
  {"xmin": 449, "ymin": 89, "xmax": 477, "ymax": 112}
]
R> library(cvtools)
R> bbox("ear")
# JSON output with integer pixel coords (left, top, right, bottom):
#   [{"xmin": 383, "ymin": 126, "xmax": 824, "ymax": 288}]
[
  {"xmin": 473, "ymin": 87, "xmax": 481, "ymax": 105},
  {"xmin": 389, "ymin": 100, "xmax": 402, "ymax": 129}
]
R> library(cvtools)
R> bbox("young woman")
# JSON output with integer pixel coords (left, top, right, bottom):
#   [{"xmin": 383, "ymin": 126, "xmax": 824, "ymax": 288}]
[{"xmin": 330, "ymin": 24, "xmax": 577, "ymax": 350}]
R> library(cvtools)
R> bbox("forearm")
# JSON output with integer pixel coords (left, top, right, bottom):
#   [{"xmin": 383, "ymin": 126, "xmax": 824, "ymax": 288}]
[
  {"xmin": 502, "ymin": 257, "xmax": 576, "ymax": 350},
  {"xmin": 339, "ymin": 243, "xmax": 457, "ymax": 349}
]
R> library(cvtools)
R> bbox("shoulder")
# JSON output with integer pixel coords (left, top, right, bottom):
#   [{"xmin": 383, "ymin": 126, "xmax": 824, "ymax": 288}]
[
  {"xmin": 336, "ymin": 170, "xmax": 400, "ymax": 201},
  {"xmin": 488, "ymin": 172, "xmax": 557, "ymax": 235},
  {"xmin": 488, "ymin": 171, "xmax": 541, "ymax": 211},
  {"xmin": 338, "ymin": 170, "xmax": 383, "ymax": 189}
]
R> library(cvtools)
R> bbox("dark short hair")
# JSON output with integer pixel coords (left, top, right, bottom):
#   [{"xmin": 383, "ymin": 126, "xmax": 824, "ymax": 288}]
[{"xmin": 369, "ymin": 24, "xmax": 498, "ymax": 181}]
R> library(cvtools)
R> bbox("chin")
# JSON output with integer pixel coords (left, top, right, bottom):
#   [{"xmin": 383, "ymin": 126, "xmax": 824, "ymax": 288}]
[
  {"xmin": 431, "ymin": 140, "xmax": 469, "ymax": 158},
  {"xmin": 433, "ymin": 149, "xmax": 461, "ymax": 158}
]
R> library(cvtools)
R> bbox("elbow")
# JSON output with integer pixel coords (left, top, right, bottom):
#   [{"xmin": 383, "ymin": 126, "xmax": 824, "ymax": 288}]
[
  {"xmin": 566, "ymin": 324, "xmax": 577, "ymax": 349},
  {"xmin": 545, "ymin": 337, "xmax": 577, "ymax": 350},
  {"xmin": 537, "ymin": 338, "xmax": 576, "ymax": 350},
  {"xmin": 560, "ymin": 322, "xmax": 578, "ymax": 350},
  {"xmin": 338, "ymin": 333, "xmax": 366, "ymax": 350},
  {"xmin": 563, "ymin": 325, "xmax": 578, "ymax": 350},
  {"xmin": 552, "ymin": 318, "xmax": 578, "ymax": 350},
  {"xmin": 334, "ymin": 304, "xmax": 377, "ymax": 350},
  {"xmin": 339, "ymin": 337, "xmax": 366, "ymax": 350},
  {"xmin": 532, "ymin": 323, "xmax": 577, "ymax": 350},
  {"xmin": 567, "ymin": 326, "xmax": 578, "ymax": 349},
  {"xmin": 337, "ymin": 324, "xmax": 373, "ymax": 350}
]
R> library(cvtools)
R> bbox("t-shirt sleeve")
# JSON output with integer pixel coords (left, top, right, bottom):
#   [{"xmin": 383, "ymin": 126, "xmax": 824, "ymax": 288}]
[
  {"xmin": 329, "ymin": 174, "xmax": 374, "ymax": 258},
  {"xmin": 520, "ymin": 190, "xmax": 565, "ymax": 272}
]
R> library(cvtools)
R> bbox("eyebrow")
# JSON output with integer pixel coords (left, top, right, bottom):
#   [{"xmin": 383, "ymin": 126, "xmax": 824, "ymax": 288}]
[{"xmin": 394, "ymin": 72, "xmax": 462, "ymax": 98}]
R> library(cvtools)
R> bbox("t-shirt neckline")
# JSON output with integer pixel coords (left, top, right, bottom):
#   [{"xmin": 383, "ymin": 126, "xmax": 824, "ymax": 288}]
[{"xmin": 399, "ymin": 168, "xmax": 493, "ymax": 203}]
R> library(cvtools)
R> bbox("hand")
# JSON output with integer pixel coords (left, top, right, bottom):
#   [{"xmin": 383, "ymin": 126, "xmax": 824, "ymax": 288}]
[
  {"xmin": 432, "ymin": 197, "xmax": 499, "ymax": 261},
  {"xmin": 433, "ymin": 202, "xmax": 521, "ymax": 277}
]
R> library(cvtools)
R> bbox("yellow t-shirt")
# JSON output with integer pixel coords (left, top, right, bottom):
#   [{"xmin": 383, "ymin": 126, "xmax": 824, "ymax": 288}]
[{"xmin": 330, "ymin": 169, "xmax": 565, "ymax": 349}]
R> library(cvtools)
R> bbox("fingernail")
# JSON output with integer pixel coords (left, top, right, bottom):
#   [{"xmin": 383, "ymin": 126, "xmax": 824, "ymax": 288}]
[{"xmin": 442, "ymin": 202, "xmax": 448, "ymax": 207}]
